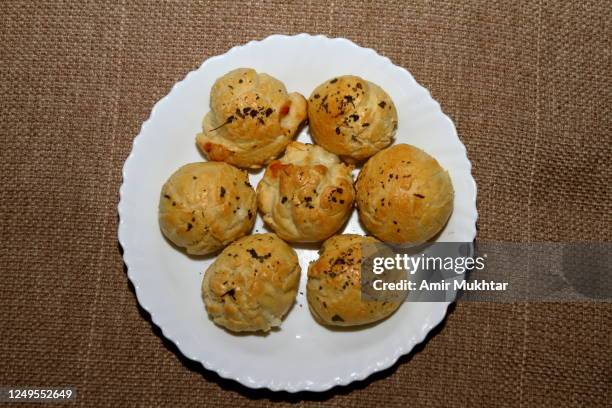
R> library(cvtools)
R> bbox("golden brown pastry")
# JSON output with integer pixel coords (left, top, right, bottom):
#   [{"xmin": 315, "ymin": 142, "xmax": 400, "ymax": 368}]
[
  {"xmin": 158, "ymin": 162, "xmax": 256, "ymax": 255},
  {"xmin": 201, "ymin": 233, "xmax": 301, "ymax": 332},
  {"xmin": 256, "ymin": 142, "xmax": 354, "ymax": 242},
  {"xmin": 307, "ymin": 234, "xmax": 402, "ymax": 326},
  {"xmin": 355, "ymin": 144, "xmax": 454, "ymax": 244},
  {"xmin": 196, "ymin": 68, "xmax": 307, "ymax": 169},
  {"xmin": 308, "ymin": 75, "xmax": 397, "ymax": 163}
]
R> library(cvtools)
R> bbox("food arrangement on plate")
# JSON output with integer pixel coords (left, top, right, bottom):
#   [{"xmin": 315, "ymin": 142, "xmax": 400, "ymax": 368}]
[{"xmin": 159, "ymin": 68, "xmax": 454, "ymax": 333}]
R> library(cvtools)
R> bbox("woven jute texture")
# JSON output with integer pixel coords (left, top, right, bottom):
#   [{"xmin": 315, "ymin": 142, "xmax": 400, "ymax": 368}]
[{"xmin": 1, "ymin": 1, "xmax": 610, "ymax": 407}]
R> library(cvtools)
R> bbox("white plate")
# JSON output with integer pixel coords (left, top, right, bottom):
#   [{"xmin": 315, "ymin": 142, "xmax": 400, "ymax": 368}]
[{"xmin": 118, "ymin": 34, "xmax": 477, "ymax": 392}]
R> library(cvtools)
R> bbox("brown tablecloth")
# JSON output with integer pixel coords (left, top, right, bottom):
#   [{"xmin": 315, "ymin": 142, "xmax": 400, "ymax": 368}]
[{"xmin": 1, "ymin": 1, "xmax": 610, "ymax": 407}]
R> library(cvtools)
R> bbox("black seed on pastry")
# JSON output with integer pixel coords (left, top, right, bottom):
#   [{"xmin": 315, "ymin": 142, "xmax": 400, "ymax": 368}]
[
  {"xmin": 331, "ymin": 314, "xmax": 344, "ymax": 322},
  {"xmin": 335, "ymin": 127, "xmax": 341, "ymax": 134},
  {"xmin": 164, "ymin": 194, "xmax": 171, "ymax": 199},
  {"xmin": 313, "ymin": 93, "xmax": 320, "ymax": 99},
  {"xmin": 281, "ymin": 196, "xmax": 288, "ymax": 204},
  {"xmin": 186, "ymin": 223, "xmax": 193, "ymax": 231},
  {"xmin": 208, "ymin": 115, "xmax": 235, "ymax": 131},
  {"xmin": 238, "ymin": 79, "xmax": 243, "ymax": 83},
  {"xmin": 330, "ymin": 78, "xmax": 338, "ymax": 83},
  {"xmin": 378, "ymin": 101, "xmax": 386, "ymax": 108},
  {"xmin": 362, "ymin": 123, "xmax": 370, "ymax": 127},
  {"xmin": 414, "ymin": 194, "xmax": 425, "ymax": 199},
  {"xmin": 222, "ymin": 288, "xmax": 236, "ymax": 300},
  {"xmin": 246, "ymin": 248, "xmax": 272, "ymax": 263},
  {"xmin": 220, "ymin": 187, "xmax": 226, "ymax": 197},
  {"xmin": 265, "ymin": 107, "xmax": 273, "ymax": 117}
]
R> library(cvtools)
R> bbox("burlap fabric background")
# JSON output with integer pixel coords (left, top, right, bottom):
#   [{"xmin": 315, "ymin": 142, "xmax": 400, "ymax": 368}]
[{"xmin": 1, "ymin": 1, "xmax": 610, "ymax": 406}]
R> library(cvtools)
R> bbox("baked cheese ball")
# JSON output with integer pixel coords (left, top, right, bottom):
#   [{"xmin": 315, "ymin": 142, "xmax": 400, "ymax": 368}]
[
  {"xmin": 307, "ymin": 234, "xmax": 402, "ymax": 326},
  {"xmin": 355, "ymin": 144, "xmax": 454, "ymax": 244},
  {"xmin": 158, "ymin": 162, "xmax": 256, "ymax": 255},
  {"xmin": 202, "ymin": 233, "xmax": 301, "ymax": 332},
  {"xmin": 196, "ymin": 68, "xmax": 307, "ymax": 169},
  {"xmin": 308, "ymin": 75, "xmax": 397, "ymax": 163},
  {"xmin": 257, "ymin": 142, "xmax": 355, "ymax": 242}
]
